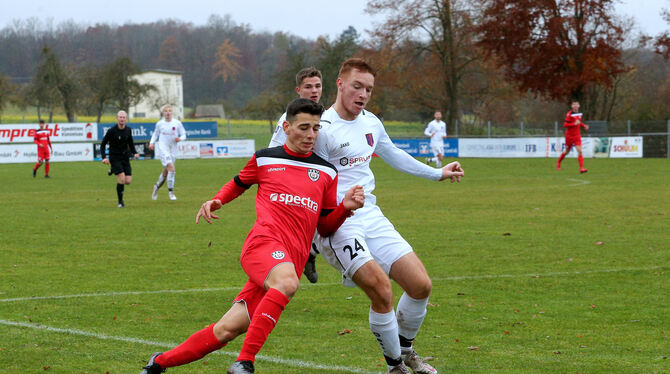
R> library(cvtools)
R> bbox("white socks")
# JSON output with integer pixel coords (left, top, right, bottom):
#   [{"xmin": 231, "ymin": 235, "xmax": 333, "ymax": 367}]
[
  {"xmin": 369, "ymin": 308, "xmax": 402, "ymax": 367},
  {"xmin": 155, "ymin": 173, "xmax": 166, "ymax": 189},
  {"xmin": 167, "ymin": 171, "xmax": 175, "ymax": 190},
  {"xmin": 436, "ymin": 160, "xmax": 442, "ymax": 168},
  {"xmin": 396, "ymin": 293, "xmax": 428, "ymax": 347}
]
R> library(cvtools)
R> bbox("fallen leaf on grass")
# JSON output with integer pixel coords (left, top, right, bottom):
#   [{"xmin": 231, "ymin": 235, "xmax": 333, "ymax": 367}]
[
  {"xmin": 590, "ymin": 304, "xmax": 597, "ymax": 309},
  {"xmin": 208, "ymin": 241, "xmax": 212, "ymax": 248},
  {"xmin": 504, "ymin": 331, "xmax": 510, "ymax": 335},
  {"xmin": 337, "ymin": 329, "xmax": 352, "ymax": 335},
  {"xmin": 595, "ymin": 241, "xmax": 604, "ymax": 245},
  {"xmin": 43, "ymin": 367, "xmax": 51, "ymax": 371},
  {"xmin": 503, "ymin": 232, "xmax": 511, "ymax": 236},
  {"xmin": 468, "ymin": 346, "xmax": 479, "ymax": 350},
  {"xmin": 553, "ymin": 351, "xmax": 561, "ymax": 355}
]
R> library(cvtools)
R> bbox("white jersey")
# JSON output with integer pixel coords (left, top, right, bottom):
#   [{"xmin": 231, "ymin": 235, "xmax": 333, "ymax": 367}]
[
  {"xmin": 268, "ymin": 112, "xmax": 288, "ymax": 147},
  {"xmin": 150, "ymin": 119, "xmax": 186, "ymax": 157},
  {"xmin": 424, "ymin": 119, "xmax": 447, "ymax": 146},
  {"xmin": 314, "ymin": 107, "xmax": 442, "ymax": 206}
]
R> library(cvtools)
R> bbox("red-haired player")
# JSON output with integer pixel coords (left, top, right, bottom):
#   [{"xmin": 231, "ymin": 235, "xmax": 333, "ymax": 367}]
[
  {"xmin": 33, "ymin": 120, "xmax": 52, "ymax": 178},
  {"xmin": 557, "ymin": 100, "xmax": 589, "ymax": 173}
]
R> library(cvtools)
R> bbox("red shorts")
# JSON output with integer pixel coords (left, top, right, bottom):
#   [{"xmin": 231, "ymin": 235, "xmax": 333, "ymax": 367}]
[
  {"xmin": 233, "ymin": 236, "xmax": 307, "ymax": 316},
  {"xmin": 565, "ymin": 136, "xmax": 582, "ymax": 148},
  {"xmin": 37, "ymin": 146, "xmax": 50, "ymax": 161}
]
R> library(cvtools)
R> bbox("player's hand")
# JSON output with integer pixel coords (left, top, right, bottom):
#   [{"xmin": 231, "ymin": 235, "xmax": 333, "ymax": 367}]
[
  {"xmin": 342, "ymin": 185, "xmax": 365, "ymax": 211},
  {"xmin": 133, "ymin": 153, "xmax": 140, "ymax": 159},
  {"xmin": 102, "ymin": 158, "xmax": 110, "ymax": 165},
  {"xmin": 196, "ymin": 199, "xmax": 222, "ymax": 224},
  {"xmin": 38, "ymin": 144, "xmax": 43, "ymax": 148},
  {"xmin": 175, "ymin": 137, "xmax": 181, "ymax": 143},
  {"xmin": 149, "ymin": 143, "xmax": 154, "ymax": 151},
  {"xmin": 440, "ymin": 161, "xmax": 464, "ymax": 183},
  {"xmin": 584, "ymin": 124, "xmax": 590, "ymax": 130}
]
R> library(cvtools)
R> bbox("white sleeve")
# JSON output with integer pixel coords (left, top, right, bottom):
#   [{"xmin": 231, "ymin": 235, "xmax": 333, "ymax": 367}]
[
  {"xmin": 150, "ymin": 122, "xmax": 160, "ymax": 145},
  {"xmin": 178, "ymin": 121, "xmax": 187, "ymax": 141},
  {"xmin": 375, "ymin": 128, "xmax": 442, "ymax": 181},
  {"xmin": 268, "ymin": 114, "xmax": 287, "ymax": 147},
  {"xmin": 441, "ymin": 123, "xmax": 447, "ymax": 138},
  {"xmin": 424, "ymin": 122, "xmax": 433, "ymax": 137}
]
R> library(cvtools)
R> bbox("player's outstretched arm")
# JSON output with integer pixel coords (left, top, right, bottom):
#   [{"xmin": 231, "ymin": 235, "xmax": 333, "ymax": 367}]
[
  {"xmin": 342, "ymin": 185, "xmax": 365, "ymax": 211},
  {"xmin": 439, "ymin": 161, "xmax": 465, "ymax": 183},
  {"xmin": 196, "ymin": 199, "xmax": 223, "ymax": 224}
]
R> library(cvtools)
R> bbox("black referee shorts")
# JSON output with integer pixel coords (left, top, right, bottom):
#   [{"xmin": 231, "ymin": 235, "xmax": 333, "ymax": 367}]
[{"xmin": 110, "ymin": 157, "xmax": 132, "ymax": 176}]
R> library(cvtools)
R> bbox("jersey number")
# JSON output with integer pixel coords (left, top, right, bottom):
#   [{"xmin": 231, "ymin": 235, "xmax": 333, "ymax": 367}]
[{"xmin": 342, "ymin": 239, "xmax": 365, "ymax": 261}]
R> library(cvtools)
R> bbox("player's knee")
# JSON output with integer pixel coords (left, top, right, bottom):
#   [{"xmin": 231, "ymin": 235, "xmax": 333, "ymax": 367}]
[
  {"xmin": 408, "ymin": 276, "xmax": 432, "ymax": 300},
  {"xmin": 213, "ymin": 320, "xmax": 243, "ymax": 343},
  {"xmin": 271, "ymin": 276, "xmax": 299, "ymax": 299}
]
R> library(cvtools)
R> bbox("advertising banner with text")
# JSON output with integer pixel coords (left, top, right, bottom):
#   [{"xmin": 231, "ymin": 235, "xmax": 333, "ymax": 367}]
[
  {"xmin": 97, "ymin": 121, "xmax": 217, "ymax": 141},
  {"xmin": 459, "ymin": 137, "xmax": 595, "ymax": 158},
  {"xmin": 390, "ymin": 138, "xmax": 459, "ymax": 158},
  {"xmin": 0, "ymin": 143, "xmax": 93, "ymax": 163},
  {"xmin": 0, "ymin": 123, "xmax": 97, "ymax": 143},
  {"xmin": 608, "ymin": 136, "xmax": 643, "ymax": 158}
]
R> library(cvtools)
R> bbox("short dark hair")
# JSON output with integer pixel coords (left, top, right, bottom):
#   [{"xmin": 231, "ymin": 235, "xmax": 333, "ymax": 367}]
[
  {"xmin": 39, "ymin": 120, "xmax": 45, "ymax": 124},
  {"xmin": 286, "ymin": 98, "xmax": 324, "ymax": 123},
  {"xmin": 338, "ymin": 58, "xmax": 376, "ymax": 78},
  {"xmin": 296, "ymin": 67, "xmax": 322, "ymax": 87}
]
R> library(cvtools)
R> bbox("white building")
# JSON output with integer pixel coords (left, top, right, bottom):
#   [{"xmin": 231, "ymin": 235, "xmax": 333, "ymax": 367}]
[{"xmin": 129, "ymin": 69, "xmax": 184, "ymax": 120}]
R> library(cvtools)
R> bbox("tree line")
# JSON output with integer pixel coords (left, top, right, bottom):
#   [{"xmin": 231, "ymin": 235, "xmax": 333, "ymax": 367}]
[{"xmin": 0, "ymin": 0, "xmax": 668, "ymax": 131}]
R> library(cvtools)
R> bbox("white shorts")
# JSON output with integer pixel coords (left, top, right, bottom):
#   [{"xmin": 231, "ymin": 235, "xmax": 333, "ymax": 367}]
[
  {"xmin": 319, "ymin": 204, "xmax": 413, "ymax": 287},
  {"xmin": 158, "ymin": 152, "xmax": 177, "ymax": 167},
  {"xmin": 430, "ymin": 144, "xmax": 444, "ymax": 157}
]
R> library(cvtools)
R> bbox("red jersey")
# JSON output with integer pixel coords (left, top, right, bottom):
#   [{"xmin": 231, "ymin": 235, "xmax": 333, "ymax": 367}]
[
  {"xmin": 34, "ymin": 128, "xmax": 52, "ymax": 148},
  {"xmin": 563, "ymin": 110, "xmax": 585, "ymax": 138},
  {"xmin": 214, "ymin": 145, "xmax": 340, "ymax": 260}
]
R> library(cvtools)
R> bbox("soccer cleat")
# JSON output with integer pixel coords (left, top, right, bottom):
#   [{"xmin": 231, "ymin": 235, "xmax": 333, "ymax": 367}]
[
  {"xmin": 388, "ymin": 362, "xmax": 411, "ymax": 374},
  {"xmin": 140, "ymin": 352, "xmax": 166, "ymax": 374},
  {"xmin": 402, "ymin": 350, "xmax": 437, "ymax": 374},
  {"xmin": 303, "ymin": 253, "xmax": 318, "ymax": 283},
  {"xmin": 118, "ymin": 201, "xmax": 125, "ymax": 208},
  {"xmin": 107, "ymin": 169, "xmax": 113, "ymax": 176},
  {"xmin": 152, "ymin": 185, "xmax": 159, "ymax": 200},
  {"xmin": 556, "ymin": 164, "xmax": 561, "ymax": 171},
  {"xmin": 580, "ymin": 168, "xmax": 588, "ymax": 174},
  {"xmin": 227, "ymin": 360, "xmax": 254, "ymax": 374},
  {"xmin": 33, "ymin": 170, "xmax": 37, "ymax": 177},
  {"xmin": 168, "ymin": 192, "xmax": 177, "ymax": 201},
  {"xmin": 44, "ymin": 175, "xmax": 50, "ymax": 178}
]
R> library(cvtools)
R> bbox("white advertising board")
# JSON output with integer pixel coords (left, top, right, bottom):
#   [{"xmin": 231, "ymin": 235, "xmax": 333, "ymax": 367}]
[
  {"xmin": 175, "ymin": 139, "xmax": 255, "ymax": 159},
  {"xmin": 0, "ymin": 143, "xmax": 94, "ymax": 163},
  {"xmin": 459, "ymin": 137, "xmax": 595, "ymax": 158},
  {"xmin": 0, "ymin": 123, "xmax": 98, "ymax": 143},
  {"xmin": 608, "ymin": 137, "xmax": 643, "ymax": 158}
]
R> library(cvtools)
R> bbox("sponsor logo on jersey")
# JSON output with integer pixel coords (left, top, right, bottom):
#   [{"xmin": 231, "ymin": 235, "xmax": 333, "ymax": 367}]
[
  {"xmin": 269, "ymin": 192, "xmax": 319, "ymax": 212},
  {"xmin": 339, "ymin": 154, "xmax": 372, "ymax": 168},
  {"xmin": 271, "ymin": 250, "xmax": 285, "ymax": 260},
  {"xmin": 308, "ymin": 168, "xmax": 320, "ymax": 181},
  {"xmin": 268, "ymin": 167, "xmax": 285, "ymax": 173},
  {"xmin": 339, "ymin": 142, "xmax": 350, "ymax": 148},
  {"xmin": 365, "ymin": 133, "xmax": 374, "ymax": 147}
]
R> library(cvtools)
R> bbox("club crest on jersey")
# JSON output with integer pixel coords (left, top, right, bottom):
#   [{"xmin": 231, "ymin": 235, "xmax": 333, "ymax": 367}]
[
  {"xmin": 340, "ymin": 157, "xmax": 349, "ymax": 166},
  {"xmin": 365, "ymin": 133, "xmax": 374, "ymax": 147},
  {"xmin": 308, "ymin": 168, "xmax": 320, "ymax": 182},
  {"xmin": 271, "ymin": 250, "xmax": 285, "ymax": 260}
]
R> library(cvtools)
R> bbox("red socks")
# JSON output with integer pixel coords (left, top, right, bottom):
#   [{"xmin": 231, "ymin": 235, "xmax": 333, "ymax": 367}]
[
  {"xmin": 578, "ymin": 155, "xmax": 584, "ymax": 168},
  {"xmin": 557, "ymin": 153, "xmax": 565, "ymax": 166},
  {"xmin": 237, "ymin": 288, "xmax": 289, "ymax": 363},
  {"xmin": 156, "ymin": 323, "xmax": 226, "ymax": 368},
  {"xmin": 45, "ymin": 162, "xmax": 50, "ymax": 175},
  {"xmin": 33, "ymin": 163, "xmax": 41, "ymax": 171}
]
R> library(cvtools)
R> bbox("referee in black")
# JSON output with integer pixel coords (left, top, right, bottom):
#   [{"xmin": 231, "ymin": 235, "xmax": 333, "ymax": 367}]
[{"xmin": 101, "ymin": 110, "xmax": 139, "ymax": 208}]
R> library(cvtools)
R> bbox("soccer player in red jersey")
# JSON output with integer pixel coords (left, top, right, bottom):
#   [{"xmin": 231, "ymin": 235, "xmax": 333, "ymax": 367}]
[
  {"xmin": 33, "ymin": 120, "xmax": 52, "ymax": 178},
  {"xmin": 557, "ymin": 100, "xmax": 590, "ymax": 173},
  {"xmin": 140, "ymin": 98, "xmax": 365, "ymax": 374}
]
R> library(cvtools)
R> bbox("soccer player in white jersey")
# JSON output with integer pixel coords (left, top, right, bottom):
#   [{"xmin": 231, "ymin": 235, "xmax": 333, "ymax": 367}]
[
  {"xmin": 269, "ymin": 67, "xmax": 323, "ymax": 283},
  {"xmin": 424, "ymin": 110, "xmax": 447, "ymax": 167},
  {"xmin": 312, "ymin": 58, "xmax": 464, "ymax": 374},
  {"xmin": 149, "ymin": 104, "xmax": 186, "ymax": 201}
]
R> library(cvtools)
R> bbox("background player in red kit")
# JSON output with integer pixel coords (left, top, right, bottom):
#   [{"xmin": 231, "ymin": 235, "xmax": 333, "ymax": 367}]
[
  {"xmin": 557, "ymin": 100, "xmax": 590, "ymax": 173},
  {"xmin": 140, "ymin": 98, "xmax": 365, "ymax": 374},
  {"xmin": 33, "ymin": 120, "xmax": 52, "ymax": 178}
]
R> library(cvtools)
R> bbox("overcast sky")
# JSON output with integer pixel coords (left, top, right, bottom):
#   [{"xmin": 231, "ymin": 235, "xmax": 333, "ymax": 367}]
[{"xmin": 0, "ymin": 0, "xmax": 668, "ymax": 40}]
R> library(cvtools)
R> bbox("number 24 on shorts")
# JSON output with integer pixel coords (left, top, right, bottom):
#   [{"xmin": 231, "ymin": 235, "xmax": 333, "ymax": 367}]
[{"xmin": 343, "ymin": 238, "xmax": 365, "ymax": 260}]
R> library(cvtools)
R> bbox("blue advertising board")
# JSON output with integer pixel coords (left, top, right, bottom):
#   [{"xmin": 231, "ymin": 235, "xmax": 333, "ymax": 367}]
[
  {"xmin": 97, "ymin": 121, "xmax": 218, "ymax": 141},
  {"xmin": 390, "ymin": 138, "xmax": 458, "ymax": 158}
]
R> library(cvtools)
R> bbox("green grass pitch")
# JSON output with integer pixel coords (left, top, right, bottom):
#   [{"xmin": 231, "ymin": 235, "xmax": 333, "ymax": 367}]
[{"xmin": 0, "ymin": 157, "xmax": 668, "ymax": 373}]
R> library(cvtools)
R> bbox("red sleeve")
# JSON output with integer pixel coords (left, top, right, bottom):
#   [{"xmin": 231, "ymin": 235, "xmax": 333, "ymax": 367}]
[
  {"xmin": 563, "ymin": 111, "xmax": 577, "ymax": 128},
  {"xmin": 47, "ymin": 136, "xmax": 52, "ymax": 148},
  {"xmin": 34, "ymin": 133, "xmax": 39, "ymax": 144},
  {"xmin": 212, "ymin": 155, "xmax": 258, "ymax": 204},
  {"xmin": 317, "ymin": 203, "xmax": 353, "ymax": 237}
]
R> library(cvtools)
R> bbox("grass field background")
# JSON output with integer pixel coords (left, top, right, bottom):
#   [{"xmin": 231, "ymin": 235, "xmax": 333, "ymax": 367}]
[{"xmin": 1, "ymin": 157, "xmax": 668, "ymax": 373}]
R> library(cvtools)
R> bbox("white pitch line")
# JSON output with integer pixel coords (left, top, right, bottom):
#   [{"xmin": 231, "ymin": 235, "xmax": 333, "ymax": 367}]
[
  {"xmin": 0, "ymin": 266, "xmax": 662, "ymax": 304},
  {"xmin": 566, "ymin": 178, "xmax": 591, "ymax": 186},
  {"xmin": 0, "ymin": 319, "xmax": 379, "ymax": 374}
]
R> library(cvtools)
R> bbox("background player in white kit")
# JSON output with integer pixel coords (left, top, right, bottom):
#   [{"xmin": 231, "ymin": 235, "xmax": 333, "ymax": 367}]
[
  {"xmin": 269, "ymin": 66, "xmax": 324, "ymax": 283},
  {"xmin": 149, "ymin": 104, "xmax": 186, "ymax": 201},
  {"xmin": 312, "ymin": 58, "xmax": 464, "ymax": 374},
  {"xmin": 424, "ymin": 110, "xmax": 447, "ymax": 167}
]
